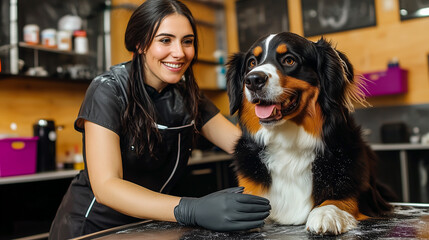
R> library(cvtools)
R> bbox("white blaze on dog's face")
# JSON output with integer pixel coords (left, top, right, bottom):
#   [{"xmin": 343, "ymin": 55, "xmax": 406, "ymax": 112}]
[{"xmin": 241, "ymin": 33, "xmax": 323, "ymax": 137}]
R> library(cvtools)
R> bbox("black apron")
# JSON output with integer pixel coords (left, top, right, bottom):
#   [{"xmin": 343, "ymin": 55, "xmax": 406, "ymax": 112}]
[{"xmin": 48, "ymin": 121, "xmax": 195, "ymax": 240}]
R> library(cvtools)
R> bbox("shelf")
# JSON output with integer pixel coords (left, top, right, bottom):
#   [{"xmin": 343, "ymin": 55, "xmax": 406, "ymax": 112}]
[
  {"xmin": 0, "ymin": 169, "xmax": 79, "ymax": 185},
  {"xmin": 18, "ymin": 42, "xmax": 95, "ymax": 57},
  {"xmin": 188, "ymin": 151, "xmax": 231, "ymax": 165},
  {"xmin": 0, "ymin": 73, "xmax": 93, "ymax": 83},
  {"xmin": 200, "ymin": 87, "xmax": 226, "ymax": 91},
  {"xmin": 197, "ymin": 58, "xmax": 220, "ymax": 65},
  {"xmin": 370, "ymin": 143, "xmax": 429, "ymax": 151}
]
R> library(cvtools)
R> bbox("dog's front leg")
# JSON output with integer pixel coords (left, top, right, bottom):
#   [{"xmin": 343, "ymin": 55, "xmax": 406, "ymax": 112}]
[{"xmin": 305, "ymin": 198, "xmax": 368, "ymax": 235}]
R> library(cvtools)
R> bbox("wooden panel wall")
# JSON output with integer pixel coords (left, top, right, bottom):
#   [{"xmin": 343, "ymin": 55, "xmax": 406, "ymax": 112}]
[
  {"xmin": 3, "ymin": 0, "xmax": 429, "ymax": 162},
  {"xmin": 0, "ymin": 78, "xmax": 88, "ymax": 162},
  {"xmin": 225, "ymin": 0, "xmax": 429, "ymax": 111}
]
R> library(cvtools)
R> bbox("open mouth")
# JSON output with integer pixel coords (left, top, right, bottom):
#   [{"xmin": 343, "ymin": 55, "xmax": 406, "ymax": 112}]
[{"xmin": 254, "ymin": 93, "xmax": 300, "ymax": 123}]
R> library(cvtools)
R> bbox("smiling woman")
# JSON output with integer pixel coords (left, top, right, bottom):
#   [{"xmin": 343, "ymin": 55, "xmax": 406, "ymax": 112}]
[{"xmin": 47, "ymin": 0, "xmax": 269, "ymax": 239}]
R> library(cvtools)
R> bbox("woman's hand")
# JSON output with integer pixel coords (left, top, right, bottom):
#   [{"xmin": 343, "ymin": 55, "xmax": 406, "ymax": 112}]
[{"xmin": 174, "ymin": 187, "xmax": 271, "ymax": 231}]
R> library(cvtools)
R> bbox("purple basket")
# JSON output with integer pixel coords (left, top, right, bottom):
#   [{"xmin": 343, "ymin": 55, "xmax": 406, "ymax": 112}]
[
  {"xmin": 362, "ymin": 67, "xmax": 408, "ymax": 97},
  {"xmin": 0, "ymin": 137, "xmax": 38, "ymax": 177}
]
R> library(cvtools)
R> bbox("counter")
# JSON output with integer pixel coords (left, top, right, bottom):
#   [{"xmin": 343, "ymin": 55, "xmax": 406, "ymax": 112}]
[
  {"xmin": 0, "ymin": 151, "xmax": 231, "ymax": 185},
  {"xmin": 370, "ymin": 143, "xmax": 429, "ymax": 202},
  {"xmin": 74, "ymin": 203, "xmax": 429, "ymax": 239},
  {"xmin": 0, "ymin": 169, "xmax": 79, "ymax": 185}
]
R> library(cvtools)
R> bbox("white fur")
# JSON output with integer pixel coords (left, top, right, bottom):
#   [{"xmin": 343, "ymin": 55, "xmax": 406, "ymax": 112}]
[
  {"xmin": 306, "ymin": 205, "xmax": 357, "ymax": 235},
  {"xmin": 261, "ymin": 34, "xmax": 277, "ymax": 63},
  {"xmin": 254, "ymin": 121, "xmax": 323, "ymax": 225}
]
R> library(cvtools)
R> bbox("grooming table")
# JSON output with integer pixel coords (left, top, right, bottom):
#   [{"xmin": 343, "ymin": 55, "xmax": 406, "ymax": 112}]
[{"xmin": 74, "ymin": 203, "xmax": 429, "ymax": 239}]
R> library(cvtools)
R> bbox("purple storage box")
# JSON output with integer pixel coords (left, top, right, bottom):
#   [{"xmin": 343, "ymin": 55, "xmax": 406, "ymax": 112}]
[
  {"xmin": 362, "ymin": 67, "xmax": 408, "ymax": 97},
  {"xmin": 0, "ymin": 137, "xmax": 38, "ymax": 177}
]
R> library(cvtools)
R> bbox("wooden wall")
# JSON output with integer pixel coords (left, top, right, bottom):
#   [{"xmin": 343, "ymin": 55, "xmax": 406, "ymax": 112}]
[
  {"xmin": 2, "ymin": 0, "xmax": 429, "ymax": 162},
  {"xmin": 0, "ymin": 78, "xmax": 88, "ymax": 162},
  {"xmin": 225, "ymin": 0, "xmax": 429, "ymax": 111}
]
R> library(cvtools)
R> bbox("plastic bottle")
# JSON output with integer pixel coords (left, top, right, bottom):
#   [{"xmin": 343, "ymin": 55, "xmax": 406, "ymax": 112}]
[
  {"xmin": 73, "ymin": 30, "xmax": 88, "ymax": 54},
  {"xmin": 214, "ymin": 50, "xmax": 226, "ymax": 89},
  {"xmin": 73, "ymin": 145, "xmax": 84, "ymax": 170},
  {"xmin": 410, "ymin": 127, "xmax": 421, "ymax": 144}
]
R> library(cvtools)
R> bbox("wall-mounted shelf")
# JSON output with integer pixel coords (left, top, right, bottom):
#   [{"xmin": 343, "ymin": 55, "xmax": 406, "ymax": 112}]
[
  {"xmin": 0, "ymin": 0, "xmax": 109, "ymax": 81},
  {"xmin": 18, "ymin": 42, "xmax": 96, "ymax": 57}
]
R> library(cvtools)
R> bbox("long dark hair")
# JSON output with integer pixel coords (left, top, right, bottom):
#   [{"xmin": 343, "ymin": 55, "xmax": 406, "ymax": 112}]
[{"xmin": 122, "ymin": 0, "xmax": 200, "ymax": 157}]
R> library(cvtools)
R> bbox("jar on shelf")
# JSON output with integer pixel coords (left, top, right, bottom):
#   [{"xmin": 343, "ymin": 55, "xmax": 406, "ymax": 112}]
[
  {"xmin": 23, "ymin": 24, "xmax": 40, "ymax": 44},
  {"xmin": 57, "ymin": 30, "xmax": 72, "ymax": 51},
  {"xmin": 41, "ymin": 28, "xmax": 57, "ymax": 48},
  {"xmin": 73, "ymin": 30, "xmax": 88, "ymax": 54}
]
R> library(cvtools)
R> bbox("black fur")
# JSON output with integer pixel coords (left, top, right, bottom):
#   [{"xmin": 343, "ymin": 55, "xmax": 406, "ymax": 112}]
[
  {"xmin": 232, "ymin": 130, "xmax": 272, "ymax": 188},
  {"xmin": 226, "ymin": 52, "xmax": 246, "ymax": 115}
]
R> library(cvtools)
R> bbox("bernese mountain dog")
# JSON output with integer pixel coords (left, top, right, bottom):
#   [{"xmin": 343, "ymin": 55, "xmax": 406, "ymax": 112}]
[{"xmin": 226, "ymin": 32, "xmax": 393, "ymax": 235}]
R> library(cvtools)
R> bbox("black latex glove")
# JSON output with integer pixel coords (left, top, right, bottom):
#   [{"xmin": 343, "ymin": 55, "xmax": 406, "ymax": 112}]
[{"xmin": 174, "ymin": 187, "xmax": 271, "ymax": 232}]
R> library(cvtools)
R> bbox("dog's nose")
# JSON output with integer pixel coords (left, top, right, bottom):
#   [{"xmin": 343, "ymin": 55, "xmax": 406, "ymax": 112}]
[{"xmin": 245, "ymin": 72, "xmax": 268, "ymax": 91}]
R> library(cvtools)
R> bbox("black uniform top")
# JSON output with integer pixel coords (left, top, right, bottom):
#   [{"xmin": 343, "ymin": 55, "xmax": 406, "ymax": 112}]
[{"xmin": 49, "ymin": 61, "xmax": 219, "ymax": 240}]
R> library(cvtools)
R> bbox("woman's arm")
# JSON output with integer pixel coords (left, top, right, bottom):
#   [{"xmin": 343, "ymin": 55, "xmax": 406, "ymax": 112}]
[
  {"xmin": 85, "ymin": 119, "xmax": 269, "ymax": 231},
  {"xmin": 200, "ymin": 113, "xmax": 242, "ymax": 154},
  {"xmin": 84, "ymin": 120, "xmax": 180, "ymax": 222}
]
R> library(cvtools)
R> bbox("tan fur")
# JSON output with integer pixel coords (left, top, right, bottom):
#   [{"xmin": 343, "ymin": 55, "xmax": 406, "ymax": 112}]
[
  {"xmin": 237, "ymin": 174, "xmax": 268, "ymax": 196},
  {"xmin": 319, "ymin": 199, "xmax": 369, "ymax": 221}
]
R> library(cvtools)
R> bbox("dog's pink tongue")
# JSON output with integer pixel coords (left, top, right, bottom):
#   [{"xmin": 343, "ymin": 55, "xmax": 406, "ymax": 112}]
[{"xmin": 255, "ymin": 105, "xmax": 276, "ymax": 119}]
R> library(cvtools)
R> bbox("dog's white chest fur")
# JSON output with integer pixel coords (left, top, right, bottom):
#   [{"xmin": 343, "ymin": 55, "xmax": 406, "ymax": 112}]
[{"xmin": 255, "ymin": 122, "xmax": 322, "ymax": 225}]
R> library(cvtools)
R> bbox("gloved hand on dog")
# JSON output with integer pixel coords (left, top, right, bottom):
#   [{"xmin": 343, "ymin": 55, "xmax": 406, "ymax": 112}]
[{"xmin": 174, "ymin": 187, "xmax": 271, "ymax": 232}]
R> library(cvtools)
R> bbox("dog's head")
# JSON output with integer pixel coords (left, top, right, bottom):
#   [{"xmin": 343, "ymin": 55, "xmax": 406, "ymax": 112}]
[{"xmin": 227, "ymin": 32, "xmax": 366, "ymax": 136}]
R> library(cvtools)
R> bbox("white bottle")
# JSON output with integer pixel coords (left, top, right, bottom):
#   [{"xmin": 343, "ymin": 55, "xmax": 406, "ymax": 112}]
[
  {"xmin": 73, "ymin": 30, "xmax": 88, "ymax": 54},
  {"xmin": 410, "ymin": 127, "xmax": 421, "ymax": 144}
]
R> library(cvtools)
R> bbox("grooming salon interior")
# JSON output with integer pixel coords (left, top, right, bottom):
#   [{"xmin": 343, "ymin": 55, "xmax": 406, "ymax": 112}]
[{"xmin": 1, "ymin": 0, "xmax": 429, "ymax": 239}]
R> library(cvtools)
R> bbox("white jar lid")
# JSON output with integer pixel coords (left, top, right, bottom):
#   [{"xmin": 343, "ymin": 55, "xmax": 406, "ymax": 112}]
[
  {"xmin": 41, "ymin": 28, "xmax": 56, "ymax": 36},
  {"xmin": 24, "ymin": 24, "xmax": 39, "ymax": 31}
]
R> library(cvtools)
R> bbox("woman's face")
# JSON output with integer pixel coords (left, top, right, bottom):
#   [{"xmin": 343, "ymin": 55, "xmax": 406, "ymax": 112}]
[{"xmin": 143, "ymin": 14, "xmax": 195, "ymax": 92}]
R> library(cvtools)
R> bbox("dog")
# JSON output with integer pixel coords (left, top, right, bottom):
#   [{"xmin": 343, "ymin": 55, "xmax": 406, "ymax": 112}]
[{"xmin": 226, "ymin": 32, "xmax": 393, "ymax": 235}]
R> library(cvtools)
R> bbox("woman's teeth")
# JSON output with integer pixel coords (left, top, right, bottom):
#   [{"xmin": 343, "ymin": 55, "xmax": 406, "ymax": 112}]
[{"xmin": 164, "ymin": 62, "xmax": 182, "ymax": 69}]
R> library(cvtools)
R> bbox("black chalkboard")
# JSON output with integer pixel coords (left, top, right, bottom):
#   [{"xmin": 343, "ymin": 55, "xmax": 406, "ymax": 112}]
[
  {"xmin": 399, "ymin": 0, "xmax": 429, "ymax": 21},
  {"xmin": 235, "ymin": 0, "xmax": 289, "ymax": 52},
  {"xmin": 301, "ymin": 0, "xmax": 376, "ymax": 37}
]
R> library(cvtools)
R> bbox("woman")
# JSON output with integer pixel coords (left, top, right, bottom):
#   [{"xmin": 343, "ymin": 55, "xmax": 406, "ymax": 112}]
[{"xmin": 49, "ymin": 0, "xmax": 270, "ymax": 239}]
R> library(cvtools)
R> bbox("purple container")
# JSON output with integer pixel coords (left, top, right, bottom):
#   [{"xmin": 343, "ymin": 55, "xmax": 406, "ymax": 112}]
[
  {"xmin": 0, "ymin": 137, "xmax": 38, "ymax": 177},
  {"xmin": 362, "ymin": 67, "xmax": 408, "ymax": 97}
]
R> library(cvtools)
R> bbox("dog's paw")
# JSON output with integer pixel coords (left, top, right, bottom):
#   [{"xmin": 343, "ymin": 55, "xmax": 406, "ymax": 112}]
[{"xmin": 305, "ymin": 205, "xmax": 357, "ymax": 235}]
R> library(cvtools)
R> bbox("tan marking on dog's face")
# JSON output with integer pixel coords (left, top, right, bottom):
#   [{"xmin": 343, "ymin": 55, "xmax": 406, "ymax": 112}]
[
  {"xmin": 276, "ymin": 44, "xmax": 287, "ymax": 54},
  {"xmin": 319, "ymin": 199, "xmax": 369, "ymax": 221},
  {"xmin": 237, "ymin": 174, "xmax": 267, "ymax": 196},
  {"xmin": 277, "ymin": 74, "xmax": 323, "ymax": 137},
  {"xmin": 253, "ymin": 46, "xmax": 263, "ymax": 58}
]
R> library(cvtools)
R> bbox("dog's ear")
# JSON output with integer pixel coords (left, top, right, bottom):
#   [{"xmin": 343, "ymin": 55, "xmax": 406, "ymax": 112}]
[
  {"xmin": 226, "ymin": 52, "xmax": 246, "ymax": 115},
  {"xmin": 315, "ymin": 37, "xmax": 367, "ymax": 113}
]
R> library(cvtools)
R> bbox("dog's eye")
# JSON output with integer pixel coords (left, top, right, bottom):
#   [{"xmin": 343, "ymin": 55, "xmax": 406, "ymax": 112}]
[
  {"xmin": 248, "ymin": 59, "xmax": 256, "ymax": 69},
  {"xmin": 282, "ymin": 56, "xmax": 295, "ymax": 66}
]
